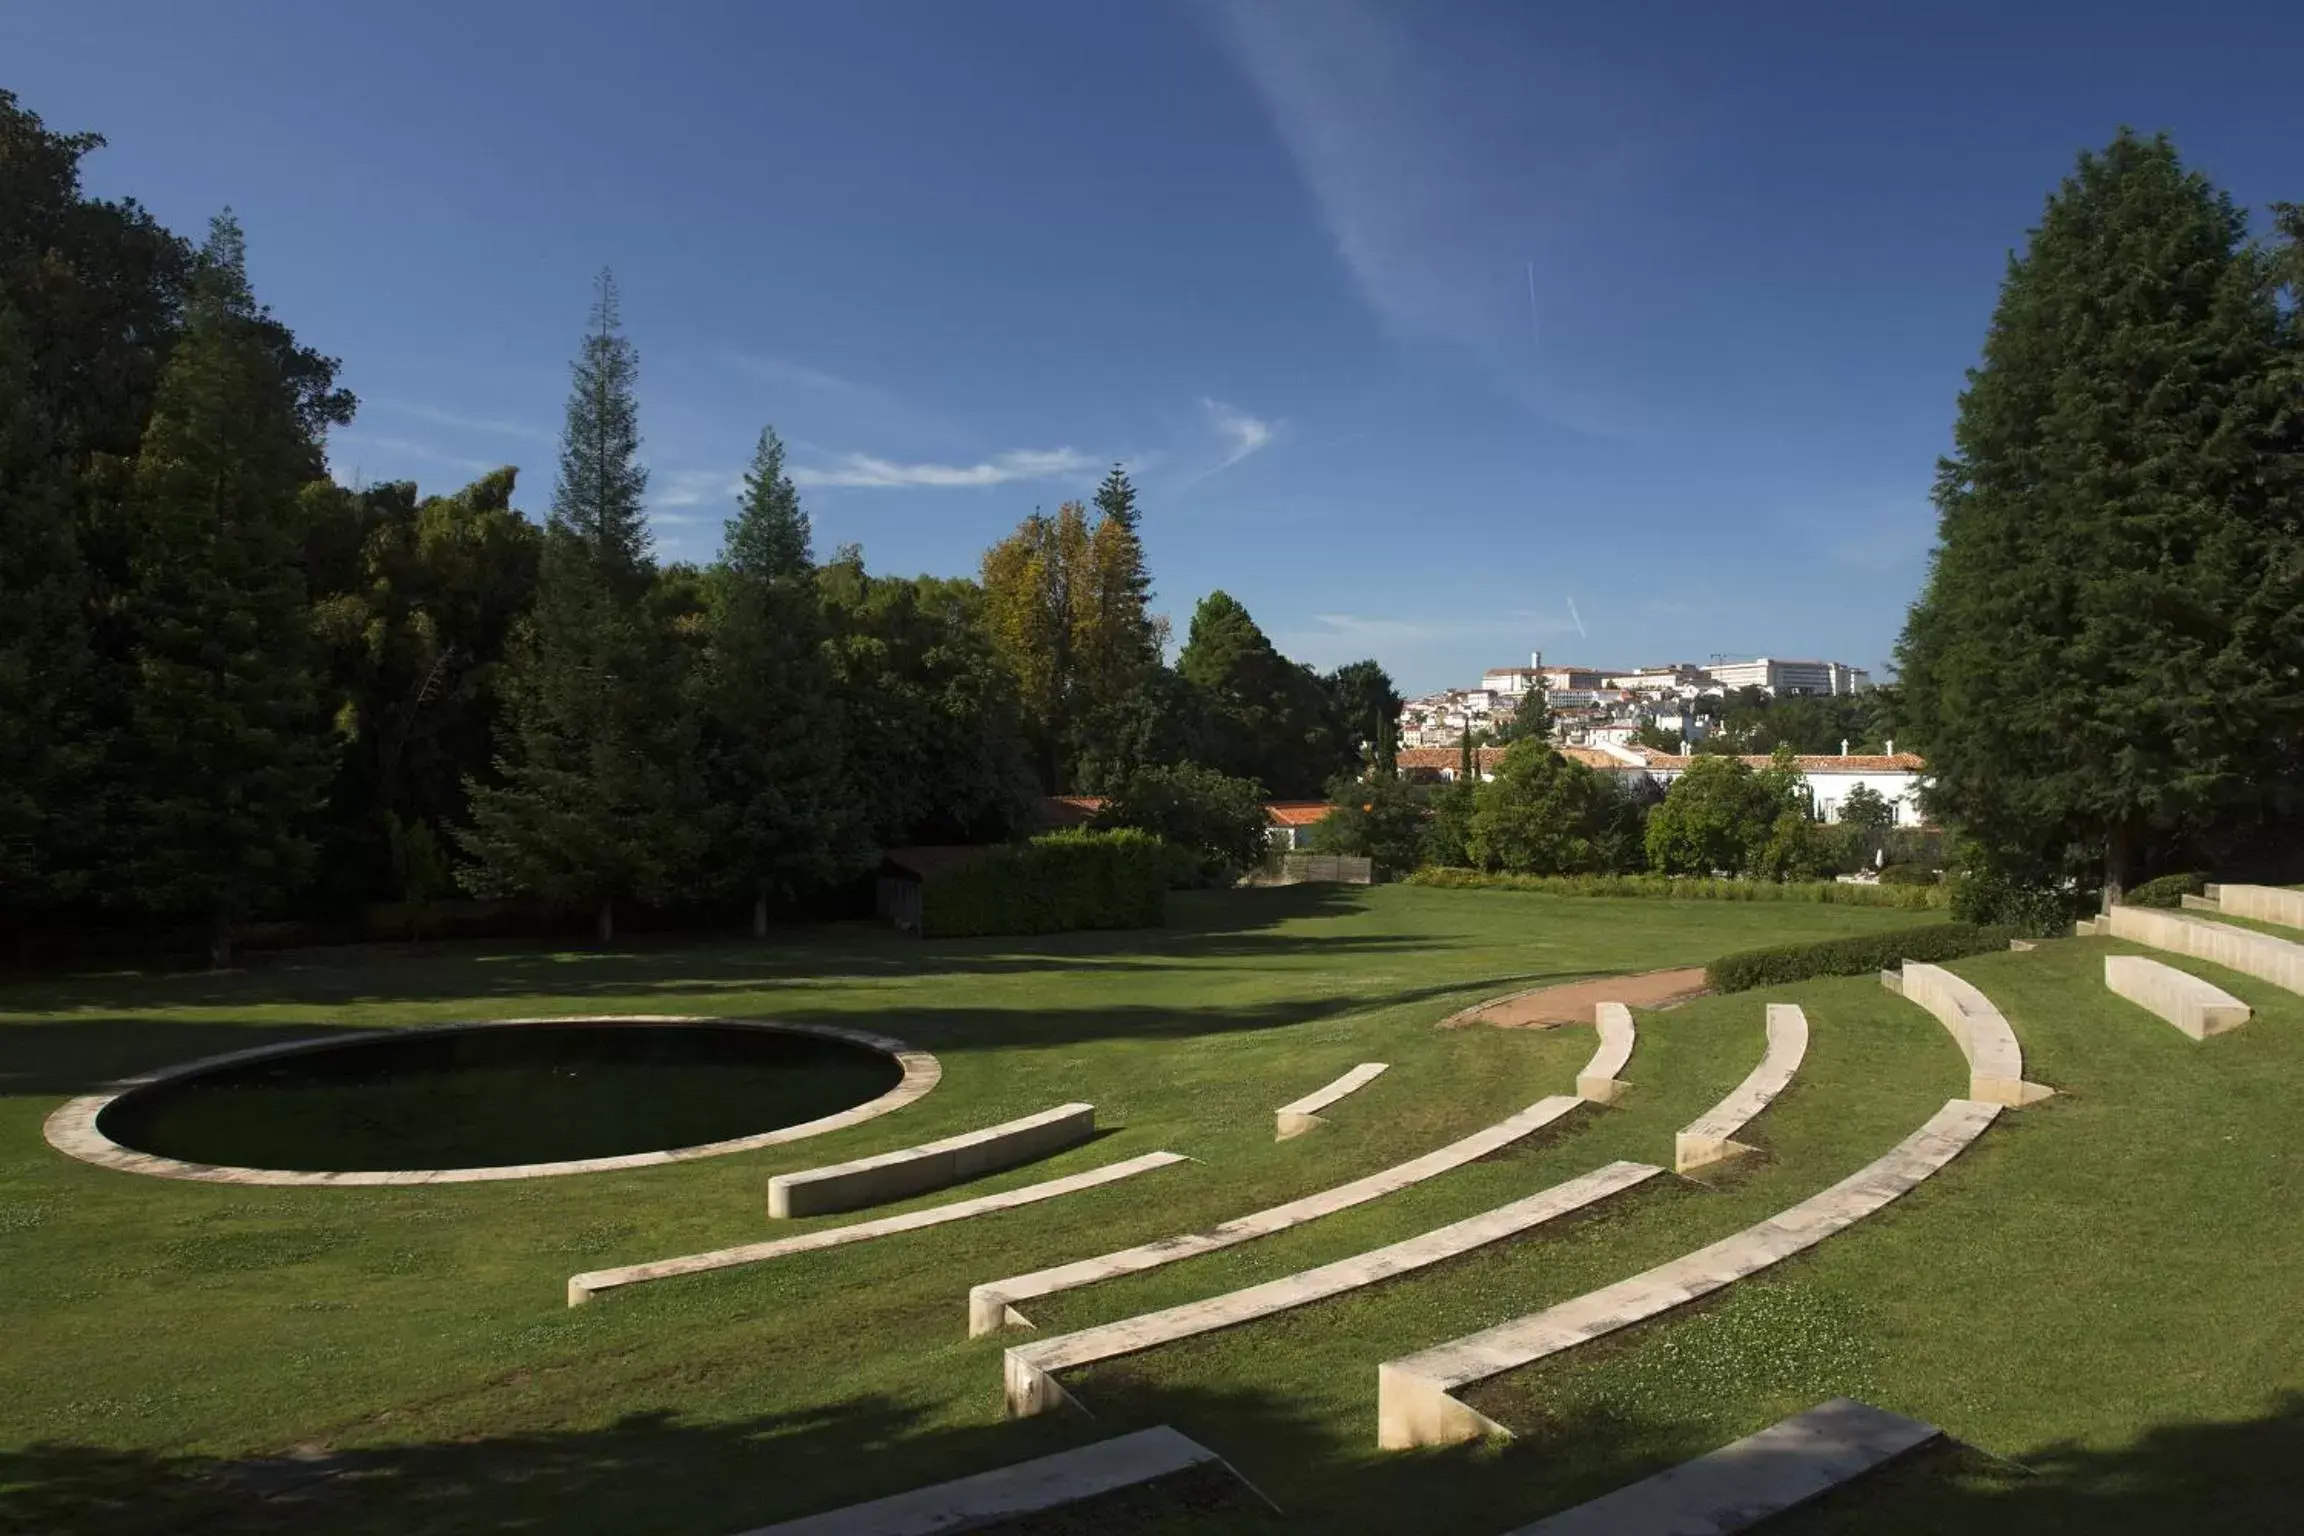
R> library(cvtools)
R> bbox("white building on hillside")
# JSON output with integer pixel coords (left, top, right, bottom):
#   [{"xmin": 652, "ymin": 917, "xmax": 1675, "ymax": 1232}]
[{"xmin": 1704, "ymin": 657, "xmax": 1871, "ymax": 696}]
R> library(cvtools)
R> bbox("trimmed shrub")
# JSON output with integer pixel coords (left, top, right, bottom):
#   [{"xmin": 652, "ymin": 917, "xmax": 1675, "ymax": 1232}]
[
  {"xmin": 1949, "ymin": 866, "xmax": 2082, "ymax": 937},
  {"xmin": 1401, "ymin": 868, "xmax": 1949, "ymax": 910},
  {"xmin": 1706, "ymin": 921, "xmax": 2019, "ymax": 993},
  {"xmin": 920, "ymin": 829, "xmax": 1168, "ymax": 938},
  {"xmin": 2126, "ymin": 871, "xmax": 2208, "ymax": 909},
  {"xmin": 1094, "ymin": 764, "xmax": 1270, "ymax": 888},
  {"xmin": 1876, "ymin": 862, "xmax": 1937, "ymax": 887}
]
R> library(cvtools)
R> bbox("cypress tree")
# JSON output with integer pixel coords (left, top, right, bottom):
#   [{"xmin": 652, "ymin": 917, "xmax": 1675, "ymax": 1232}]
[
  {"xmin": 701, "ymin": 426, "xmax": 861, "ymax": 934},
  {"xmin": 112, "ymin": 214, "xmax": 332, "ymax": 964},
  {"xmin": 458, "ymin": 271, "xmax": 700, "ymax": 941},
  {"xmin": 1898, "ymin": 132, "xmax": 2304, "ymax": 898}
]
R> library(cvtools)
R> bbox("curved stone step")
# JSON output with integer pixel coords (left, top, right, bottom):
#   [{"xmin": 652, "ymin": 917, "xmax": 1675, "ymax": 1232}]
[
  {"xmin": 1500, "ymin": 1398, "xmax": 1941, "ymax": 1535},
  {"xmin": 1674, "ymin": 1004, "xmax": 1809, "ymax": 1174},
  {"xmin": 1275, "ymin": 1062, "xmax": 1389, "ymax": 1140},
  {"xmin": 1577, "ymin": 1003, "xmax": 1637, "ymax": 1104},
  {"xmin": 1376, "ymin": 1098, "xmax": 2000, "ymax": 1450},
  {"xmin": 2103, "ymin": 904, "xmax": 2304, "ymax": 998},
  {"xmin": 969, "ymin": 1095, "xmax": 1585, "ymax": 1337},
  {"xmin": 2103, "ymin": 954, "xmax": 2250, "ymax": 1040},
  {"xmin": 735, "ymin": 1425, "xmax": 1227, "ymax": 1535},
  {"xmin": 1889, "ymin": 964, "xmax": 2052, "ymax": 1107},
  {"xmin": 2202, "ymin": 884, "xmax": 2304, "ymax": 930},
  {"xmin": 1005, "ymin": 1161, "xmax": 1662, "ymax": 1419},
  {"xmin": 769, "ymin": 1104, "xmax": 1096, "ymax": 1218},
  {"xmin": 569, "ymin": 1150, "xmax": 1186, "ymax": 1306}
]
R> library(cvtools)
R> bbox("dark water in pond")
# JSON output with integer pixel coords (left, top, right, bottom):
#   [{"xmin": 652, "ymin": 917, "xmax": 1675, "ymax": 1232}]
[{"xmin": 98, "ymin": 1022, "xmax": 905, "ymax": 1172}]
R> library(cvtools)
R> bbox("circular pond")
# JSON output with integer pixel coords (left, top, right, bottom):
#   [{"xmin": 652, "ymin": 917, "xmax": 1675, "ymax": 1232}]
[{"xmin": 45, "ymin": 1017, "xmax": 940, "ymax": 1184}]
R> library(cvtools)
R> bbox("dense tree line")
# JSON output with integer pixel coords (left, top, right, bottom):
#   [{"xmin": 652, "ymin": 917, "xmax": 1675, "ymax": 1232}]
[{"xmin": 0, "ymin": 92, "xmax": 1396, "ymax": 959}]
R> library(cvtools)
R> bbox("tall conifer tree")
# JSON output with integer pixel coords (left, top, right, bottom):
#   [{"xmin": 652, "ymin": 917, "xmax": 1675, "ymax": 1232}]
[
  {"xmin": 112, "ymin": 215, "xmax": 331, "ymax": 963},
  {"xmin": 458, "ymin": 271, "xmax": 699, "ymax": 940},
  {"xmin": 701, "ymin": 426, "xmax": 860, "ymax": 934},
  {"xmin": 1898, "ymin": 133, "xmax": 2304, "ymax": 897}
]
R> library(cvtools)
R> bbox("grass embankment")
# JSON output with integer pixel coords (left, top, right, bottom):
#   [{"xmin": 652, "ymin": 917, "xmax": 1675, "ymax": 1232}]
[
  {"xmin": 0, "ymin": 886, "xmax": 1906, "ymax": 1534},
  {"xmin": 6, "ymin": 892, "xmax": 2302, "ymax": 1533}
]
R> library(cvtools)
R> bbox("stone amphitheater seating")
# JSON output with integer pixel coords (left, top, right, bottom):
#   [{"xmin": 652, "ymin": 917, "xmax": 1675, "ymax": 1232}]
[
  {"xmin": 1889, "ymin": 964, "xmax": 2052, "ymax": 1107},
  {"xmin": 2103, "ymin": 954, "xmax": 2250, "ymax": 1040},
  {"xmin": 735, "ymin": 1424, "xmax": 1225, "ymax": 1535},
  {"xmin": 1674, "ymin": 1004, "xmax": 1809, "ymax": 1174},
  {"xmin": 1576, "ymin": 1003, "xmax": 1636, "ymax": 1103},
  {"xmin": 767, "ymin": 1103, "xmax": 1096, "ymax": 1218},
  {"xmin": 568, "ymin": 1151, "xmax": 1185, "ymax": 1307},
  {"xmin": 1004, "ymin": 1161, "xmax": 1662, "ymax": 1418},
  {"xmin": 1500, "ymin": 1398, "xmax": 1941, "ymax": 1535},
  {"xmin": 2102, "ymin": 904, "xmax": 2304, "ymax": 997},
  {"xmin": 970, "ymin": 1095, "xmax": 1586, "ymax": 1337},
  {"xmin": 1375, "ymin": 1098, "xmax": 2000, "ymax": 1449},
  {"xmin": 2200, "ymin": 884, "xmax": 2304, "ymax": 929},
  {"xmin": 1275, "ymin": 1062, "xmax": 1389, "ymax": 1140}
]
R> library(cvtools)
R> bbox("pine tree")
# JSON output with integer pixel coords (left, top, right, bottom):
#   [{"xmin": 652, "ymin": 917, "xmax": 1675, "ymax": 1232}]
[
  {"xmin": 1897, "ymin": 133, "xmax": 2304, "ymax": 899},
  {"xmin": 458, "ymin": 271, "xmax": 700, "ymax": 941},
  {"xmin": 701, "ymin": 426, "xmax": 861, "ymax": 934},
  {"xmin": 111, "ymin": 214, "xmax": 332, "ymax": 964}
]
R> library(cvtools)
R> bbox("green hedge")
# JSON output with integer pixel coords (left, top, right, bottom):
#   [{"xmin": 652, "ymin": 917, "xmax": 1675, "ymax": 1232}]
[
  {"xmin": 1876, "ymin": 862, "xmax": 1938, "ymax": 887},
  {"xmin": 2126, "ymin": 871, "xmax": 2208, "ymax": 909},
  {"xmin": 1706, "ymin": 920, "xmax": 2020, "ymax": 994},
  {"xmin": 1402, "ymin": 867, "xmax": 1949, "ymax": 910},
  {"xmin": 920, "ymin": 828, "xmax": 1169, "ymax": 938}
]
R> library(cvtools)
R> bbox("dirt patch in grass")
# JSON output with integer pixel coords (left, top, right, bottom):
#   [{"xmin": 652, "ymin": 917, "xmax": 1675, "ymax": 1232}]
[{"xmin": 1440, "ymin": 967, "xmax": 1711, "ymax": 1029}]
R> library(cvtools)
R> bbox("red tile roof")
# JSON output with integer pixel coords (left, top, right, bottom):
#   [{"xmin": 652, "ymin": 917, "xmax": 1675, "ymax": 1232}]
[
  {"xmin": 1033, "ymin": 794, "xmax": 1106, "ymax": 829},
  {"xmin": 1264, "ymin": 801, "xmax": 1333, "ymax": 827}
]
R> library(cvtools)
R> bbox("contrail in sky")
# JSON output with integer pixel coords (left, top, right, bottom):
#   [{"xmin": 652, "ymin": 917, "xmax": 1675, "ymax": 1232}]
[
  {"xmin": 1526, "ymin": 261, "xmax": 1540, "ymax": 350},
  {"xmin": 1567, "ymin": 596, "xmax": 1588, "ymax": 639}
]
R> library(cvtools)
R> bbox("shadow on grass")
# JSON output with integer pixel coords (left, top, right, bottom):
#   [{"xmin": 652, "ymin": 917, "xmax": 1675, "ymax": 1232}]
[
  {"xmin": 0, "ymin": 1384, "xmax": 1308, "ymax": 1536},
  {"xmin": 0, "ymin": 887, "xmax": 1403, "ymax": 1017},
  {"xmin": 0, "ymin": 965, "xmax": 1564, "ymax": 1101}
]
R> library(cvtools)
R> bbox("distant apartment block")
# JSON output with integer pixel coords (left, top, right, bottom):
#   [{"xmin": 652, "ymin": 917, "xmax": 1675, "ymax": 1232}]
[{"xmin": 1704, "ymin": 657, "xmax": 1871, "ymax": 696}]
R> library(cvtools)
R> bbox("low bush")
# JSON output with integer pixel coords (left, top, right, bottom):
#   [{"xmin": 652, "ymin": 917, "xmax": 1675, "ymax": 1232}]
[
  {"xmin": 2125, "ymin": 871, "xmax": 2208, "ymax": 909},
  {"xmin": 1949, "ymin": 866, "xmax": 2084, "ymax": 937},
  {"xmin": 1402, "ymin": 868, "xmax": 1949, "ymax": 910},
  {"xmin": 920, "ymin": 829, "xmax": 1168, "ymax": 938},
  {"xmin": 1876, "ymin": 862, "xmax": 1937, "ymax": 887},
  {"xmin": 1706, "ymin": 921, "xmax": 2019, "ymax": 993}
]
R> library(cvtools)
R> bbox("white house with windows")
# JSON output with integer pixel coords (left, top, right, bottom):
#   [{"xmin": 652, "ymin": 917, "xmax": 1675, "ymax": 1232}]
[{"xmin": 1594, "ymin": 744, "xmax": 1927, "ymax": 826}]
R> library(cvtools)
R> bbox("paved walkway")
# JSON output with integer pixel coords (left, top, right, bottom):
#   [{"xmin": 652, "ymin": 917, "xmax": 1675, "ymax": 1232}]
[{"xmin": 1445, "ymin": 968, "xmax": 1711, "ymax": 1030}]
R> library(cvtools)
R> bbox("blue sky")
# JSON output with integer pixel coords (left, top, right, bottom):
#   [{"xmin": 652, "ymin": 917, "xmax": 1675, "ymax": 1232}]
[{"xmin": 10, "ymin": 1, "xmax": 2303, "ymax": 692}]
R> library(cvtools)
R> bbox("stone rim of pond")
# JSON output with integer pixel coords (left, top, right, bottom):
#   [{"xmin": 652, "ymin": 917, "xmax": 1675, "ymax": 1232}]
[{"xmin": 40, "ymin": 1015, "xmax": 942, "ymax": 1186}]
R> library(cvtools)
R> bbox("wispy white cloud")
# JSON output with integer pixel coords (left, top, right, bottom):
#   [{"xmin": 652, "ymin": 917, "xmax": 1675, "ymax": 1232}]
[
  {"xmin": 370, "ymin": 401, "xmax": 554, "ymax": 444},
  {"xmin": 789, "ymin": 448, "xmax": 1095, "ymax": 490},
  {"xmin": 329, "ymin": 433, "xmax": 500, "ymax": 475},
  {"xmin": 653, "ymin": 468, "xmax": 745, "ymax": 509},
  {"xmin": 1203, "ymin": 0, "xmax": 1658, "ymax": 438},
  {"xmin": 1202, "ymin": 398, "xmax": 1276, "ymax": 475},
  {"xmin": 725, "ymin": 354, "xmax": 895, "ymax": 405}
]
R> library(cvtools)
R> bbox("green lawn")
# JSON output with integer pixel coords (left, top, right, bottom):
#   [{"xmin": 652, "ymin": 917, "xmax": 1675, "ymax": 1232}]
[{"xmin": 2, "ymin": 888, "xmax": 2298, "ymax": 1533}]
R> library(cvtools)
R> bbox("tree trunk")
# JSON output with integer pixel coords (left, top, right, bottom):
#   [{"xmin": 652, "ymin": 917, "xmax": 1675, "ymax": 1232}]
[
  {"xmin": 596, "ymin": 896, "xmax": 614, "ymax": 946},
  {"xmin": 753, "ymin": 890, "xmax": 769, "ymax": 939},
  {"xmin": 2103, "ymin": 820, "xmax": 2142, "ymax": 911},
  {"xmin": 210, "ymin": 906, "xmax": 233, "ymax": 970}
]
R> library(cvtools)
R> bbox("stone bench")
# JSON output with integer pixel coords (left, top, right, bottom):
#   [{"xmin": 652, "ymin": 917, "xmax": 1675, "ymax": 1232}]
[
  {"xmin": 1500, "ymin": 1398, "xmax": 1942, "ymax": 1535},
  {"xmin": 2103, "ymin": 954, "xmax": 2250, "ymax": 1041},
  {"xmin": 768, "ymin": 1104, "xmax": 1097, "ymax": 1218},
  {"xmin": 1576, "ymin": 1003, "xmax": 1636, "ymax": 1104},
  {"xmin": 1275, "ymin": 1062, "xmax": 1389, "ymax": 1140},
  {"xmin": 1005, "ymin": 1161, "xmax": 1662, "ymax": 1419},
  {"xmin": 569, "ymin": 1150, "xmax": 1184, "ymax": 1306},
  {"xmin": 1889, "ymin": 964, "xmax": 2052, "ymax": 1107},
  {"xmin": 735, "ymin": 1425, "xmax": 1225, "ymax": 1535},
  {"xmin": 2201, "ymin": 884, "xmax": 2304, "ymax": 930},
  {"xmin": 1376, "ymin": 1098, "xmax": 2000, "ymax": 1449},
  {"xmin": 970, "ymin": 1095, "xmax": 1585, "ymax": 1337},
  {"xmin": 1674, "ymin": 1004, "xmax": 1808, "ymax": 1174},
  {"xmin": 2104, "ymin": 904, "xmax": 2304, "ymax": 996}
]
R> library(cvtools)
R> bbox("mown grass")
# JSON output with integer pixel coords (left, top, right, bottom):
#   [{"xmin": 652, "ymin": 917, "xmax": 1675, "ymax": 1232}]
[{"xmin": 3, "ymin": 889, "xmax": 2301, "ymax": 1533}]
